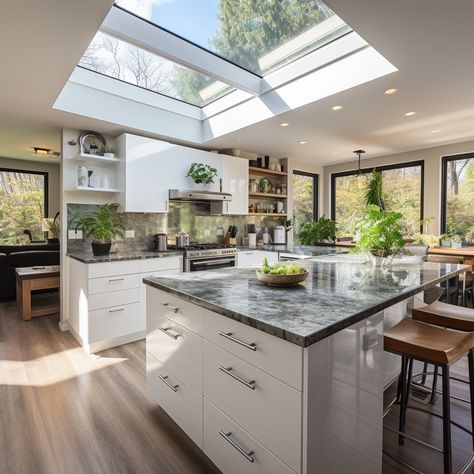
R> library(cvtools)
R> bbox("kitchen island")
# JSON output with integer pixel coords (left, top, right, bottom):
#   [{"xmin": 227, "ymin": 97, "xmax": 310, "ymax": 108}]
[{"xmin": 143, "ymin": 258, "xmax": 466, "ymax": 474}]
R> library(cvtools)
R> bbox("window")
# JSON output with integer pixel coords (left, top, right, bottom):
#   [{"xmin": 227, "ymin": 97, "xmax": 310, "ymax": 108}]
[
  {"xmin": 114, "ymin": 1, "xmax": 351, "ymax": 76},
  {"xmin": 292, "ymin": 171, "xmax": 318, "ymax": 241},
  {"xmin": 331, "ymin": 161, "xmax": 424, "ymax": 238},
  {"xmin": 79, "ymin": 32, "xmax": 234, "ymax": 107},
  {"xmin": 441, "ymin": 153, "xmax": 474, "ymax": 242},
  {"xmin": 0, "ymin": 169, "xmax": 48, "ymax": 244}
]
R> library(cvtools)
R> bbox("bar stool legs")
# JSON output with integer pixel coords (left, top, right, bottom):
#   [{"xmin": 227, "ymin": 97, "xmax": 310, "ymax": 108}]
[
  {"xmin": 469, "ymin": 350, "xmax": 474, "ymax": 452},
  {"xmin": 442, "ymin": 365, "xmax": 452, "ymax": 474}
]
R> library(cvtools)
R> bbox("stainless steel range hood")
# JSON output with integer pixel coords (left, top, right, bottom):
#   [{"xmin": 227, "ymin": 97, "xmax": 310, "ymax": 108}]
[{"xmin": 169, "ymin": 189, "xmax": 232, "ymax": 202}]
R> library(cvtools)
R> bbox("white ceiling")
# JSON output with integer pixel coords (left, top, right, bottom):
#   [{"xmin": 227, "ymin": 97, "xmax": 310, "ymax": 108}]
[{"xmin": 2, "ymin": 0, "xmax": 474, "ymax": 166}]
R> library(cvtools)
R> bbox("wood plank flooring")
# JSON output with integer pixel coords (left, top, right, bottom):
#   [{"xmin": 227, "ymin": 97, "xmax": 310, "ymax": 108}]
[
  {"xmin": 0, "ymin": 300, "xmax": 219, "ymax": 474},
  {"xmin": 1, "ymin": 298, "xmax": 473, "ymax": 474}
]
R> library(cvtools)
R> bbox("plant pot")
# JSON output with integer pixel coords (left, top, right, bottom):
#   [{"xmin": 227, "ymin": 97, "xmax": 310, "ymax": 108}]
[
  {"xmin": 365, "ymin": 252, "xmax": 394, "ymax": 267},
  {"xmin": 103, "ymin": 153, "xmax": 115, "ymax": 158},
  {"xmin": 91, "ymin": 241, "xmax": 112, "ymax": 256},
  {"xmin": 451, "ymin": 241, "xmax": 462, "ymax": 249},
  {"xmin": 440, "ymin": 239, "xmax": 451, "ymax": 247}
]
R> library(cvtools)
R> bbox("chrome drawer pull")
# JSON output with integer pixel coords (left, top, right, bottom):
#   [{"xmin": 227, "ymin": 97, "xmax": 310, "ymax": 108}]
[
  {"xmin": 161, "ymin": 302, "xmax": 179, "ymax": 313},
  {"xmin": 219, "ymin": 431, "xmax": 255, "ymax": 463},
  {"xmin": 219, "ymin": 366, "xmax": 255, "ymax": 390},
  {"xmin": 218, "ymin": 332, "xmax": 257, "ymax": 351},
  {"xmin": 159, "ymin": 375, "xmax": 179, "ymax": 392},
  {"xmin": 108, "ymin": 308, "xmax": 125, "ymax": 313},
  {"xmin": 159, "ymin": 327, "xmax": 180, "ymax": 340},
  {"xmin": 108, "ymin": 278, "xmax": 125, "ymax": 282}
]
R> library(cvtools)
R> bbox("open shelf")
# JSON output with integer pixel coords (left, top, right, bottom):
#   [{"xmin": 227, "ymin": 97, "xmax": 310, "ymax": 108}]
[
  {"xmin": 65, "ymin": 186, "xmax": 121, "ymax": 193},
  {"xmin": 248, "ymin": 166, "xmax": 287, "ymax": 177},
  {"xmin": 249, "ymin": 192, "xmax": 288, "ymax": 199},
  {"xmin": 72, "ymin": 152, "xmax": 120, "ymax": 163},
  {"xmin": 249, "ymin": 213, "xmax": 287, "ymax": 217}
]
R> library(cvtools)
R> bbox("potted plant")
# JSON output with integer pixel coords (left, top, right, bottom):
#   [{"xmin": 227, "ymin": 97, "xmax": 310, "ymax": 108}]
[
  {"xmin": 104, "ymin": 145, "xmax": 116, "ymax": 158},
  {"xmin": 451, "ymin": 234, "xmax": 463, "ymax": 248},
  {"xmin": 186, "ymin": 163, "xmax": 218, "ymax": 186},
  {"xmin": 365, "ymin": 170, "xmax": 385, "ymax": 210},
  {"xmin": 352, "ymin": 205, "xmax": 405, "ymax": 266},
  {"xmin": 298, "ymin": 216, "xmax": 337, "ymax": 246},
  {"xmin": 69, "ymin": 203, "xmax": 124, "ymax": 256},
  {"xmin": 43, "ymin": 212, "xmax": 60, "ymax": 244}
]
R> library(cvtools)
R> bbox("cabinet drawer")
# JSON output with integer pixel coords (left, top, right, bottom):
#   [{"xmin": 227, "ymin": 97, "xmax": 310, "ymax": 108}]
[
  {"xmin": 139, "ymin": 257, "xmax": 181, "ymax": 273},
  {"xmin": 204, "ymin": 310, "xmax": 303, "ymax": 390},
  {"xmin": 89, "ymin": 273, "xmax": 139, "ymax": 295},
  {"xmin": 147, "ymin": 313, "xmax": 202, "ymax": 391},
  {"xmin": 88, "ymin": 260, "xmax": 139, "ymax": 279},
  {"xmin": 203, "ymin": 341, "xmax": 302, "ymax": 473},
  {"xmin": 147, "ymin": 352, "xmax": 202, "ymax": 448},
  {"xmin": 147, "ymin": 286, "xmax": 203, "ymax": 335},
  {"xmin": 89, "ymin": 302, "xmax": 140, "ymax": 343},
  {"xmin": 89, "ymin": 288, "xmax": 140, "ymax": 311},
  {"xmin": 203, "ymin": 398, "xmax": 294, "ymax": 474}
]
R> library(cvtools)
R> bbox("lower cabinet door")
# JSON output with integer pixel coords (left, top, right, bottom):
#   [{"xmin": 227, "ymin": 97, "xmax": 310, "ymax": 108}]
[
  {"xmin": 203, "ymin": 398, "xmax": 295, "ymax": 474},
  {"xmin": 146, "ymin": 352, "xmax": 202, "ymax": 448},
  {"xmin": 89, "ymin": 302, "xmax": 140, "ymax": 343}
]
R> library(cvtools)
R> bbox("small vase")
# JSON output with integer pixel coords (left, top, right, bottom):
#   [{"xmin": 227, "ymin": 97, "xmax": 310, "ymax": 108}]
[{"xmin": 91, "ymin": 241, "xmax": 112, "ymax": 256}]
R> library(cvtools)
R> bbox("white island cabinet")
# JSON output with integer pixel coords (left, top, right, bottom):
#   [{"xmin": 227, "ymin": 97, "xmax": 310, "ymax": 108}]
[
  {"xmin": 146, "ymin": 284, "xmax": 392, "ymax": 474},
  {"xmin": 236, "ymin": 250, "xmax": 279, "ymax": 268},
  {"xmin": 67, "ymin": 255, "xmax": 181, "ymax": 353}
]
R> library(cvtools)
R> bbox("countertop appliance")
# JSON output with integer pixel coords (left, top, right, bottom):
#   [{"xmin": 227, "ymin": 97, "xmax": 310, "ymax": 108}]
[
  {"xmin": 175, "ymin": 230, "xmax": 190, "ymax": 247},
  {"xmin": 170, "ymin": 243, "xmax": 237, "ymax": 272},
  {"xmin": 273, "ymin": 226, "xmax": 286, "ymax": 244},
  {"xmin": 153, "ymin": 233, "xmax": 168, "ymax": 251}
]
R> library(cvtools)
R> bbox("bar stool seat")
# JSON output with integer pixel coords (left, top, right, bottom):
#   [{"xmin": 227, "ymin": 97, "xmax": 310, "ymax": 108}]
[
  {"xmin": 413, "ymin": 301, "xmax": 474, "ymax": 332},
  {"xmin": 385, "ymin": 318, "xmax": 474, "ymax": 364}
]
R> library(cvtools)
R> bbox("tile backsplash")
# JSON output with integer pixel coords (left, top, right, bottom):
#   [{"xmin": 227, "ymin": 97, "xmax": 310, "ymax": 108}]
[{"xmin": 67, "ymin": 202, "xmax": 284, "ymax": 253}]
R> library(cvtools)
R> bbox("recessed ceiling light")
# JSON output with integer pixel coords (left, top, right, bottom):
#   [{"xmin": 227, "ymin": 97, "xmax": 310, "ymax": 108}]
[
  {"xmin": 280, "ymin": 122, "xmax": 289, "ymax": 127},
  {"xmin": 332, "ymin": 105, "xmax": 343, "ymax": 111},
  {"xmin": 431, "ymin": 129, "xmax": 442, "ymax": 134},
  {"xmin": 384, "ymin": 88, "xmax": 398, "ymax": 95},
  {"xmin": 299, "ymin": 141, "xmax": 307, "ymax": 145},
  {"xmin": 405, "ymin": 111, "xmax": 416, "ymax": 116}
]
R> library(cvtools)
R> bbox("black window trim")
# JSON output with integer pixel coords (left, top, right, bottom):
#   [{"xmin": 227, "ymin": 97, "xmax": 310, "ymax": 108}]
[
  {"xmin": 0, "ymin": 167, "xmax": 49, "ymax": 237},
  {"xmin": 293, "ymin": 170, "xmax": 319, "ymax": 221},
  {"xmin": 330, "ymin": 159, "xmax": 425, "ymax": 231},
  {"xmin": 440, "ymin": 152, "xmax": 474, "ymax": 235}
]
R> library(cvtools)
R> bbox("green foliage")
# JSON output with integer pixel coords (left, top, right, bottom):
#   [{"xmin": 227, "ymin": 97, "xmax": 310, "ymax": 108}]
[
  {"xmin": 261, "ymin": 258, "xmax": 305, "ymax": 275},
  {"xmin": 45, "ymin": 213, "xmax": 61, "ymax": 239},
  {"xmin": 353, "ymin": 205, "xmax": 405, "ymax": 258},
  {"xmin": 365, "ymin": 170, "xmax": 385, "ymax": 210},
  {"xmin": 412, "ymin": 233, "xmax": 440, "ymax": 248},
  {"xmin": 186, "ymin": 163, "xmax": 218, "ymax": 184},
  {"xmin": 298, "ymin": 215, "xmax": 337, "ymax": 245},
  {"xmin": 292, "ymin": 173, "xmax": 315, "ymax": 243},
  {"xmin": 69, "ymin": 203, "xmax": 124, "ymax": 243},
  {"xmin": 104, "ymin": 145, "xmax": 115, "ymax": 154}
]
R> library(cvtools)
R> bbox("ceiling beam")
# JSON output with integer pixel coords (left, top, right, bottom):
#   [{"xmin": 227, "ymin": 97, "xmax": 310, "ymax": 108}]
[{"xmin": 101, "ymin": 6, "xmax": 263, "ymax": 96}]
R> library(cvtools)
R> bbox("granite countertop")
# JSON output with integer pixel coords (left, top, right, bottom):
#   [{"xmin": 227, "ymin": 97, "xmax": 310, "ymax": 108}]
[
  {"xmin": 144, "ymin": 257, "xmax": 468, "ymax": 347},
  {"xmin": 67, "ymin": 250, "xmax": 184, "ymax": 264},
  {"xmin": 236, "ymin": 244, "xmax": 348, "ymax": 256}
]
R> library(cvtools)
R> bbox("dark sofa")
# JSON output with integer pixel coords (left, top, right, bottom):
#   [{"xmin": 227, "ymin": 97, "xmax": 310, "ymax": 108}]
[{"xmin": 0, "ymin": 244, "xmax": 60, "ymax": 302}]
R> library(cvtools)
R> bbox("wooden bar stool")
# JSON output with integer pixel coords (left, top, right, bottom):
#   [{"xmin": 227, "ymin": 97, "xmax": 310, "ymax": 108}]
[{"xmin": 384, "ymin": 318, "xmax": 474, "ymax": 474}]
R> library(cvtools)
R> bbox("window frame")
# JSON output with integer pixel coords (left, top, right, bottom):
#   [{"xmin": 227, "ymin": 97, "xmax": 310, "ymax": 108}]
[
  {"xmin": 292, "ymin": 170, "xmax": 319, "ymax": 221},
  {"xmin": 0, "ymin": 167, "xmax": 49, "ymax": 240},
  {"xmin": 440, "ymin": 152, "xmax": 474, "ymax": 235},
  {"xmin": 330, "ymin": 160, "xmax": 424, "ymax": 232}
]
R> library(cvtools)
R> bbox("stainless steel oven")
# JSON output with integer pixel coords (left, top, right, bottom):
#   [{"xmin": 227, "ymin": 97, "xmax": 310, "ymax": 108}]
[
  {"xmin": 187, "ymin": 255, "xmax": 236, "ymax": 272},
  {"xmin": 179, "ymin": 244, "xmax": 237, "ymax": 272}
]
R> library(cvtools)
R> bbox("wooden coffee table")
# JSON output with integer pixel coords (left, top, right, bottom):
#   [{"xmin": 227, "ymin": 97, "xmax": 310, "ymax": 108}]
[{"xmin": 16, "ymin": 265, "xmax": 60, "ymax": 320}]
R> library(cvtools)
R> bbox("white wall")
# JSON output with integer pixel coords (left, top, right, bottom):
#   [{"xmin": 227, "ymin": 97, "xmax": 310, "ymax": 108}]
[
  {"xmin": 322, "ymin": 140, "xmax": 474, "ymax": 235},
  {"xmin": 0, "ymin": 156, "xmax": 60, "ymax": 217}
]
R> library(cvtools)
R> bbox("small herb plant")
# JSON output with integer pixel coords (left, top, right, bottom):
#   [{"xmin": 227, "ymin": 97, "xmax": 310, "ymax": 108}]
[
  {"xmin": 104, "ymin": 145, "xmax": 115, "ymax": 155},
  {"xmin": 45, "ymin": 212, "xmax": 60, "ymax": 239},
  {"xmin": 298, "ymin": 215, "xmax": 337, "ymax": 245},
  {"xmin": 69, "ymin": 203, "xmax": 124, "ymax": 243},
  {"xmin": 352, "ymin": 205, "xmax": 405, "ymax": 259},
  {"xmin": 186, "ymin": 163, "xmax": 218, "ymax": 185}
]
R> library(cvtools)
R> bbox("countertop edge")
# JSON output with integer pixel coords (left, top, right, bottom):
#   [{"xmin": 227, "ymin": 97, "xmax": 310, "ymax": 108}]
[
  {"xmin": 143, "ymin": 265, "xmax": 468, "ymax": 347},
  {"xmin": 67, "ymin": 251, "xmax": 183, "ymax": 264}
]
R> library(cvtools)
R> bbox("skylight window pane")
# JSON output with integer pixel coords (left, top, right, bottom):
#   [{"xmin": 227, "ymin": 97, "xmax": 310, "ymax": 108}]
[
  {"xmin": 115, "ymin": 0, "xmax": 352, "ymax": 76},
  {"xmin": 79, "ymin": 32, "xmax": 234, "ymax": 107}
]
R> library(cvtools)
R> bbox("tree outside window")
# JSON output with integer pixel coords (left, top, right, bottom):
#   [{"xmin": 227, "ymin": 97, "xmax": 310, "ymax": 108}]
[{"xmin": 292, "ymin": 172, "xmax": 318, "ymax": 243}]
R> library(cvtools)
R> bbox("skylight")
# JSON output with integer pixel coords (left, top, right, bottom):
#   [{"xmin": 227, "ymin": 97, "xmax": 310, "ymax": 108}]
[
  {"xmin": 114, "ymin": 0, "xmax": 352, "ymax": 76},
  {"xmin": 79, "ymin": 31, "xmax": 235, "ymax": 107}
]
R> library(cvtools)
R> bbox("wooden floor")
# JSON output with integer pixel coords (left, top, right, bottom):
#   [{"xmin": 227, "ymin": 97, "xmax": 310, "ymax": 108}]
[
  {"xmin": 0, "ymin": 300, "xmax": 219, "ymax": 474},
  {"xmin": 1, "ymin": 299, "xmax": 473, "ymax": 474}
]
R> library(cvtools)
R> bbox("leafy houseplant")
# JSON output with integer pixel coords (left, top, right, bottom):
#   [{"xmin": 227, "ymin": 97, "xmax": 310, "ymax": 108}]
[
  {"xmin": 298, "ymin": 216, "xmax": 337, "ymax": 245},
  {"xmin": 352, "ymin": 205, "xmax": 405, "ymax": 265},
  {"xmin": 44, "ymin": 212, "xmax": 60, "ymax": 243},
  {"xmin": 365, "ymin": 170, "xmax": 385, "ymax": 211},
  {"xmin": 69, "ymin": 203, "xmax": 124, "ymax": 256},
  {"xmin": 186, "ymin": 163, "xmax": 218, "ymax": 185},
  {"xmin": 104, "ymin": 145, "xmax": 115, "ymax": 158}
]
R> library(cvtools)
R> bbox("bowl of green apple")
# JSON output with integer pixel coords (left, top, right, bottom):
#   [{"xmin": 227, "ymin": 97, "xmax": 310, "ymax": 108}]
[{"xmin": 256, "ymin": 258, "xmax": 309, "ymax": 287}]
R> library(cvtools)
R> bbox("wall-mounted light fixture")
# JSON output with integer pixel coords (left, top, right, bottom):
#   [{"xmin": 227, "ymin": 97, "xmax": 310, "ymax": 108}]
[{"xmin": 32, "ymin": 147, "xmax": 60, "ymax": 157}]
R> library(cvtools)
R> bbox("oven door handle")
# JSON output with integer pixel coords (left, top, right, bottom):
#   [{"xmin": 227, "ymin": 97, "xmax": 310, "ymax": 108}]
[{"xmin": 193, "ymin": 258, "xmax": 235, "ymax": 265}]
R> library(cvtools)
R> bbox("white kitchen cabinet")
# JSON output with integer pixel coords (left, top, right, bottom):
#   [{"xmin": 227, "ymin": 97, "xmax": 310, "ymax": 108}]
[
  {"xmin": 236, "ymin": 250, "xmax": 279, "ymax": 268},
  {"xmin": 219, "ymin": 154, "xmax": 249, "ymax": 215},
  {"xmin": 117, "ymin": 133, "xmax": 223, "ymax": 213}
]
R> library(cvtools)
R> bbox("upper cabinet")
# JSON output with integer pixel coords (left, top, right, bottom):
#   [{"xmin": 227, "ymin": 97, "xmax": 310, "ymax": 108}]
[{"xmin": 117, "ymin": 133, "xmax": 248, "ymax": 214}]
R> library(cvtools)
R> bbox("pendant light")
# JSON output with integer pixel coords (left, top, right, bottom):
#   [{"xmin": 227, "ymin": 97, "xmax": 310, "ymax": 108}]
[{"xmin": 353, "ymin": 149, "xmax": 366, "ymax": 175}]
